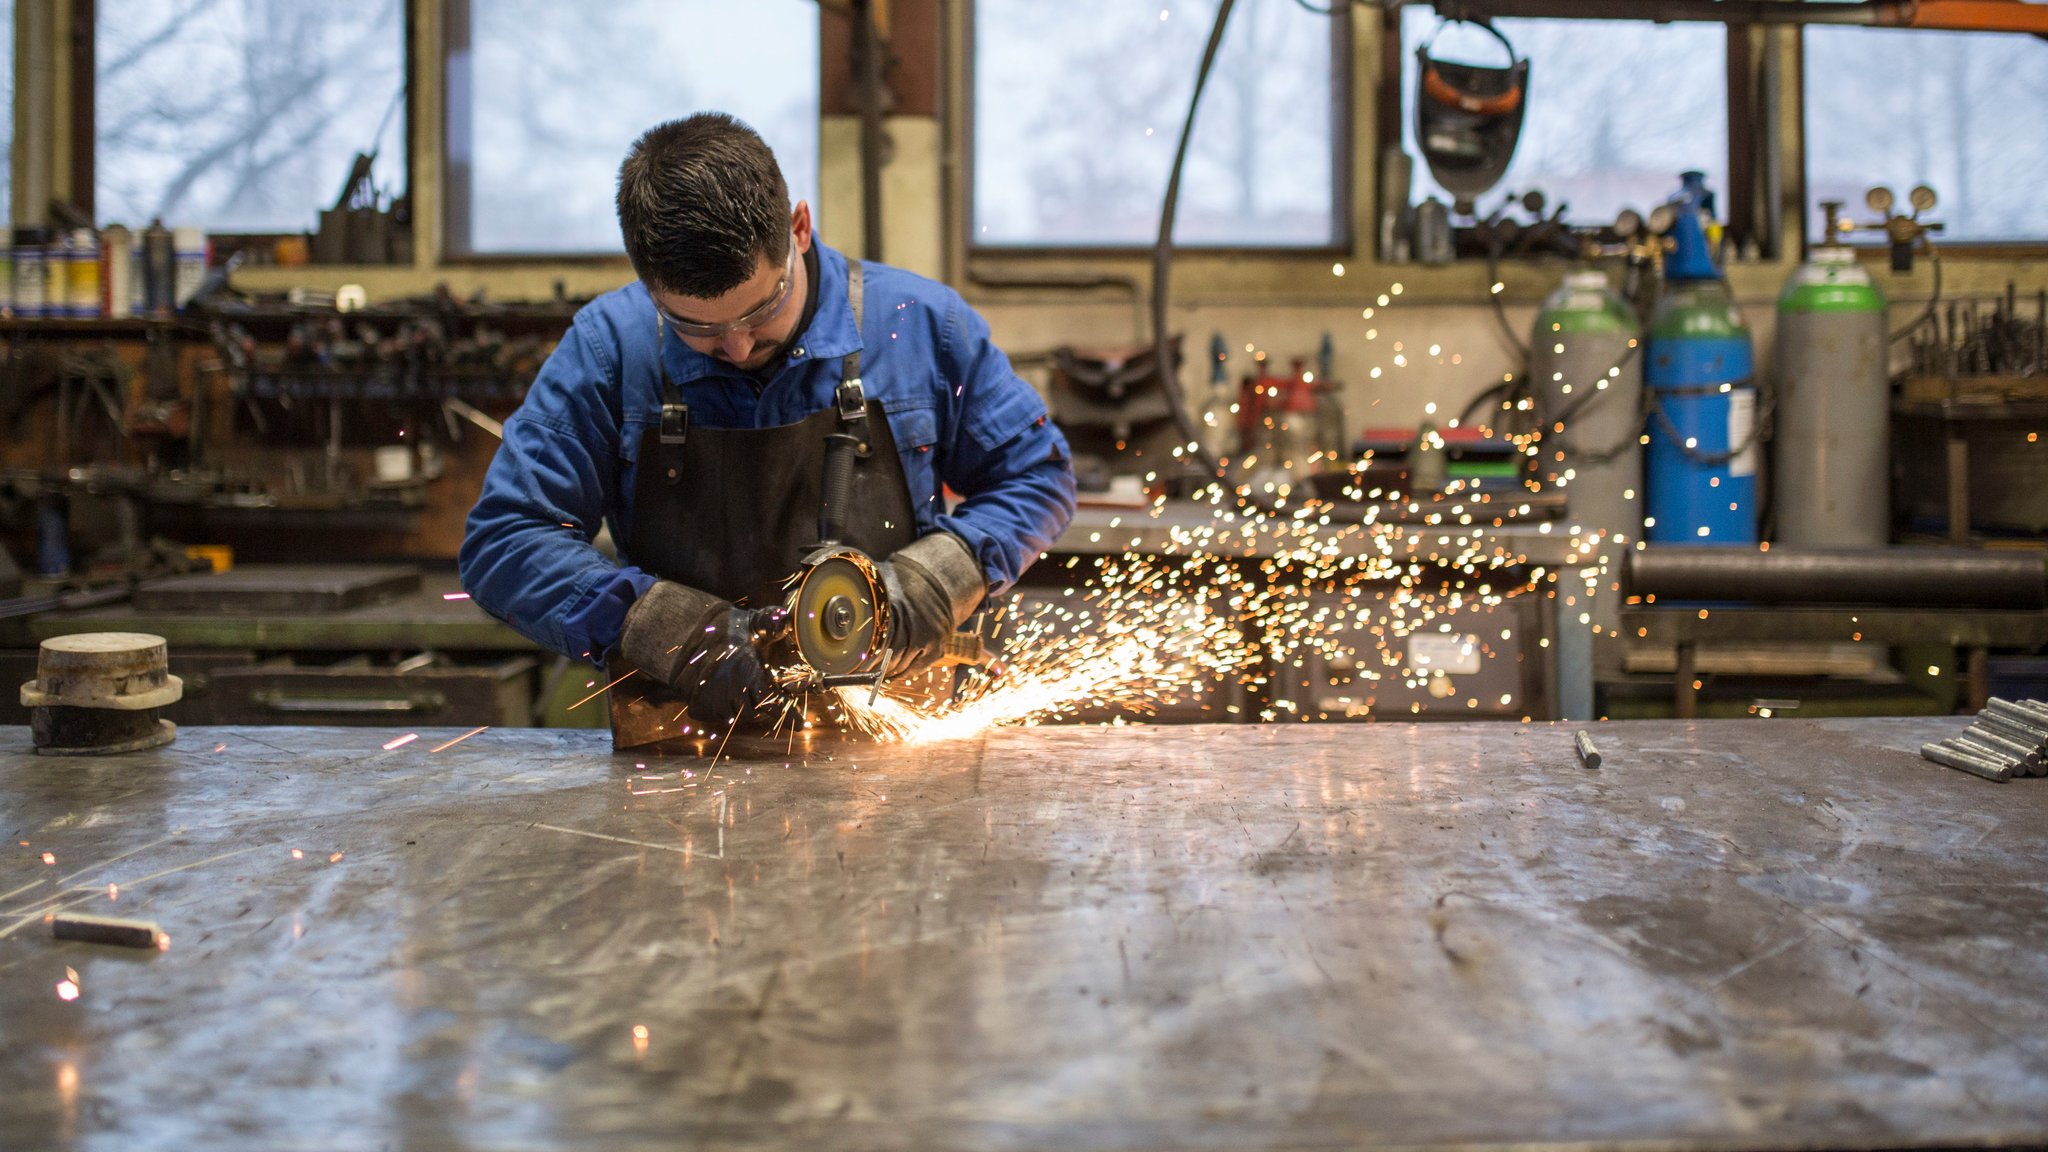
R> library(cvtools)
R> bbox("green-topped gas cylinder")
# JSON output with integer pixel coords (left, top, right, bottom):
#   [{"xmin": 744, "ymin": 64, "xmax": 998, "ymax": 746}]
[
  {"xmin": 1774, "ymin": 246, "xmax": 1888, "ymax": 546},
  {"xmin": 1530, "ymin": 269, "xmax": 1643, "ymax": 569}
]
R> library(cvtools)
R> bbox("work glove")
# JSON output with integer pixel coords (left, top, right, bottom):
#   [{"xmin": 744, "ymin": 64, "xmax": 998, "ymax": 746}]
[
  {"xmin": 877, "ymin": 531, "xmax": 986, "ymax": 678},
  {"xmin": 617, "ymin": 580, "xmax": 772, "ymax": 726}
]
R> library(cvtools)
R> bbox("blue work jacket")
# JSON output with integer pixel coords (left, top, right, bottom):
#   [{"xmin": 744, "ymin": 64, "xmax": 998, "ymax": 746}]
[{"xmin": 459, "ymin": 243, "xmax": 1077, "ymax": 664}]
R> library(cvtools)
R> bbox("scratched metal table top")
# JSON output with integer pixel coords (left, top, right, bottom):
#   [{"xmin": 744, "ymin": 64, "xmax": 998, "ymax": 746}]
[{"xmin": 1, "ymin": 717, "xmax": 2044, "ymax": 1150}]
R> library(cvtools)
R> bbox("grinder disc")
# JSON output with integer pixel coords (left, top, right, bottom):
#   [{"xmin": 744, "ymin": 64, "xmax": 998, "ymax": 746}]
[{"xmin": 789, "ymin": 552, "xmax": 883, "ymax": 677}]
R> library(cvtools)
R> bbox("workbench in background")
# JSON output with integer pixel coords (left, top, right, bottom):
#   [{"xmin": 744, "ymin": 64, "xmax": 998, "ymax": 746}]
[{"xmin": 1, "ymin": 717, "xmax": 2043, "ymax": 1148}]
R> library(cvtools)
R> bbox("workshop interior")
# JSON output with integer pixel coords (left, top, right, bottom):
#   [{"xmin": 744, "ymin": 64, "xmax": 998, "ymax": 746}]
[{"xmin": 5, "ymin": 0, "xmax": 2048, "ymax": 1147}]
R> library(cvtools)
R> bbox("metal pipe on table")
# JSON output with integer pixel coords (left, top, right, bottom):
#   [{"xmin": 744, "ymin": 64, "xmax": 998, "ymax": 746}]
[
  {"xmin": 1626, "ymin": 546, "xmax": 2046, "ymax": 608},
  {"xmin": 1921, "ymin": 740, "xmax": 2014, "ymax": 782},
  {"xmin": 1965, "ymin": 711, "xmax": 2047, "ymax": 754},
  {"xmin": 1954, "ymin": 728, "xmax": 2041, "ymax": 772},
  {"xmin": 1983, "ymin": 698, "xmax": 2048, "ymax": 740}
]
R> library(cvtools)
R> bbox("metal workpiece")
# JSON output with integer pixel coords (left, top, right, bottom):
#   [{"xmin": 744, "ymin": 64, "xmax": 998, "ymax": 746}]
[
  {"xmin": 2, "ymin": 718, "xmax": 2047, "ymax": 1149},
  {"xmin": 1625, "ymin": 545, "xmax": 2047, "ymax": 608},
  {"xmin": 1921, "ymin": 738, "xmax": 2016, "ymax": 782},
  {"xmin": 1985, "ymin": 698, "xmax": 2048, "ymax": 738},
  {"xmin": 1572, "ymin": 728, "xmax": 1601, "ymax": 769},
  {"xmin": 1954, "ymin": 727, "xmax": 2042, "ymax": 772},
  {"xmin": 1968, "ymin": 711, "xmax": 2048, "ymax": 756}
]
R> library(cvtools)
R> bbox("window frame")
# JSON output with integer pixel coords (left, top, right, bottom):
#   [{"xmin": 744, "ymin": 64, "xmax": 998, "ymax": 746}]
[
  {"xmin": 81, "ymin": 0, "xmax": 418, "ymax": 251},
  {"xmin": 1376, "ymin": 7, "xmax": 1764, "ymax": 261},
  {"xmin": 1796, "ymin": 23, "xmax": 2048, "ymax": 255},
  {"xmin": 962, "ymin": 0, "xmax": 1357, "ymax": 260}
]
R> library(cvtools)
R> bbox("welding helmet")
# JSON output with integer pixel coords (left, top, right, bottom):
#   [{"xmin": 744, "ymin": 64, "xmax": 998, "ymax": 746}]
[{"xmin": 1414, "ymin": 19, "xmax": 1529, "ymax": 211}]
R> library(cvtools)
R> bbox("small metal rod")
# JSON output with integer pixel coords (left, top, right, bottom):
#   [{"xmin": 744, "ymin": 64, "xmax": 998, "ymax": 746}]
[
  {"xmin": 1573, "ymin": 729, "xmax": 1600, "ymax": 770},
  {"xmin": 1922, "ymin": 740, "xmax": 2014, "ymax": 783},
  {"xmin": 1983, "ymin": 699, "xmax": 2048, "ymax": 739},
  {"xmin": 1954, "ymin": 727, "xmax": 2041, "ymax": 771},
  {"xmin": 1967, "ymin": 711, "xmax": 2047, "ymax": 753},
  {"xmin": 1993, "ymin": 696, "xmax": 2048, "ymax": 726}
]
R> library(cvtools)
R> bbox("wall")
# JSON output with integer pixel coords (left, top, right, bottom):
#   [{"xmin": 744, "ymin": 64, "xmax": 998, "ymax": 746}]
[{"xmin": 23, "ymin": 1, "xmax": 2037, "ymax": 448}]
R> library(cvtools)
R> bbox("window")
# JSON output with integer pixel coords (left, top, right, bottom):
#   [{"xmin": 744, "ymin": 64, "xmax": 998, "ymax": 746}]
[
  {"xmin": 445, "ymin": 0, "xmax": 820, "ymax": 257},
  {"xmin": 0, "ymin": 0, "xmax": 12, "ymax": 229},
  {"xmin": 1805, "ymin": 28, "xmax": 2048, "ymax": 243},
  {"xmin": 972, "ymin": 0, "xmax": 1343, "ymax": 249},
  {"xmin": 1399, "ymin": 10, "xmax": 1728, "ymax": 228},
  {"xmin": 96, "ymin": 1, "xmax": 406, "ymax": 233}
]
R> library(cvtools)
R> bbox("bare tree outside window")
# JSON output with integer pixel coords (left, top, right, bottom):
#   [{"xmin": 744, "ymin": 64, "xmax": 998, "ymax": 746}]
[
  {"xmin": 456, "ymin": 0, "xmax": 819, "ymax": 255},
  {"xmin": 1400, "ymin": 11, "xmax": 1727, "ymax": 226},
  {"xmin": 96, "ymin": 0, "xmax": 404, "ymax": 233},
  {"xmin": 973, "ymin": 0, "xmax": 1338, "ymax": 248},
  {"xmin": 1807, "ymin": 28, "xmax": 2048, "ymax": 243}
]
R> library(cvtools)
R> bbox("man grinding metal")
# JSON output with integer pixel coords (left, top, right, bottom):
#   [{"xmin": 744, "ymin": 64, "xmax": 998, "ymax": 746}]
[{"xmin": 460, "ymin": 113, "xmax": 1076, "ymax": 748}]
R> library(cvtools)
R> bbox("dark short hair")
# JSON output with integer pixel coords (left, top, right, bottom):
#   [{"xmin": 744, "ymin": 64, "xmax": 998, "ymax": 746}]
[{"xmin": 616, "ymin": 113, "xmax": 790, "ymax": 299}]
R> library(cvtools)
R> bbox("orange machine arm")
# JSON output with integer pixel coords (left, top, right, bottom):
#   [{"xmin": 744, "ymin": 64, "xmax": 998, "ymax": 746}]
[{"xmin": 1877, "ymin": 1, "xmax": 2048, "ymax": 34}]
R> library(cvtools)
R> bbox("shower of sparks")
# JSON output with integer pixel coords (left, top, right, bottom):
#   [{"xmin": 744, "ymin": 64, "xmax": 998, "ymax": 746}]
[
  {"xmin": 55, "ymin": 979, "xmax": 79, "ymax": 1001},
  {"xmin": 814, "ymin": 292, "xmax": 1638, "ymax": 744},
  {"xmin": 381, "ymin": 733, "xmax": 419, "ymax": 751},
  {"xmin": 819, "ymin": 480, "xmax": 1617, "ymax": 743},
  {"xmin": 441, "ymin": 592, "xmax": 472, "ymax": 601}
]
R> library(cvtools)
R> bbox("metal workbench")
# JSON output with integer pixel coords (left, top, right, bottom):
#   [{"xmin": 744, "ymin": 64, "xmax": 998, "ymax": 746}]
[{"xmin": 3, "ymin": 717, "xmax": 2045, "ymax": 1149}]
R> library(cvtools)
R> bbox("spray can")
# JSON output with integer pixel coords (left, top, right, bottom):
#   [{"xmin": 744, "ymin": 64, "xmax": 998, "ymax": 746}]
[
  {"xmin": 1774, "ymin": 245, "xmax": 1887, "ymax": 546},
  {"xmin": 1201, "ymin": 332, "xmax": 1235, "ymax": 462},
  {"xmin": 12, "ymin": 228, "xmax": 48, "ymax": 318},
  {"xmin": 44, "ymin": 231, "xmax": 70, "ymax": 321},
  {"xmin": 65, "ymin": 229, "xmax": 102, "ymax": 318},
  {"xmin": 101, "ymin": 224, "xmax": 135, "ymax": 319},
  {"xmin": 173, "ymin": 227, "xmax": 208, "ymax": 308},
  {"xmin": 142, "ymin": 219, "xmax": 176, "ymax": 318}
]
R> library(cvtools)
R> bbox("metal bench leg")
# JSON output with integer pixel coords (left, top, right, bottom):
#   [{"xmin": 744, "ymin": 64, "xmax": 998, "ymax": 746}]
[{"xmin": 1676, "ymin": 642, "xmax": 1698, "ymax": 720}]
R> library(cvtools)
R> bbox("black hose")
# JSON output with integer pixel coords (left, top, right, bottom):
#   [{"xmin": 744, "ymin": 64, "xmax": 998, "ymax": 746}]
[
  {"xmin": 1889, "ymin": 239, "xmax": 1942, "ymax": 344},
  {"xmin": 1152, "ymin": 0, "xmax": 1237, "ymax": 479}
]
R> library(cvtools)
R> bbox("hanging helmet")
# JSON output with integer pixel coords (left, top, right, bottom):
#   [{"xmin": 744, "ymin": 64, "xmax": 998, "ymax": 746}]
[{"xmin": 1414, "ymin": 19, "xmax": 1529, "ymax": 210}]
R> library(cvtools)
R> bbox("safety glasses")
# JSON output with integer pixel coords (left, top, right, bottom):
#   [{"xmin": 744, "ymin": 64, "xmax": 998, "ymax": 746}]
[{"xmin": 652, "ymin": 237, "xmax": 798, "ymax": 339}]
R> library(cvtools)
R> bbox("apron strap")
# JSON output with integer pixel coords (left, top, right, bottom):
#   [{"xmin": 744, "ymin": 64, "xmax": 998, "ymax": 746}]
[
  {"xmin": 837, "ymin": 259, "xmax": 868, "ymax": 433},
  {"xmin": 820, "ymin": 259, "xmax": 871, "ymax": 544},
  {"xmin": 656, "ymin": 316, "xmax": 691, "ymax": 448}
]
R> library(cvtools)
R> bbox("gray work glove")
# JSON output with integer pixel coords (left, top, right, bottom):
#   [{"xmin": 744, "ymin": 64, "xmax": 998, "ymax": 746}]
[
  {"xmin": 617, "ymin": 580, "xmax": 772, "ymax": 726},
  {"xmin": 877, "ymin": 531, "xmax": 986, "ymax": 678}
]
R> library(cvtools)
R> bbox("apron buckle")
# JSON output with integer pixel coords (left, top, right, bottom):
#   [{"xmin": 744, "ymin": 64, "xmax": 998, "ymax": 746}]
[
  {"xmin": 836, "ymin": 378, "xmax": 871, "ymax": 455},
  {"xmin": 836, "ymin": 378, "xmax": 867, "ymax": 424},
  {"xmin": 660, "ymin": 401, "xmax": 690, "ymax": 446}
]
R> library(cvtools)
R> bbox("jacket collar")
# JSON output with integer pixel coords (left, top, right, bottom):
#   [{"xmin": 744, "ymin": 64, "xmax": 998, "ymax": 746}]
[{"xmin": 657, "ymin": 240, "xmax": 862, "ymax": 386}]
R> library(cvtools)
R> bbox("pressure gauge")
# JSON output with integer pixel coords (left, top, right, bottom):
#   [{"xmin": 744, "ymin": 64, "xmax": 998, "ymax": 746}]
[
  {"xmin": 1865, "ymin": 186, "xmax": 1895, "ymax": 215},
  {"xmin": 1909, "ymin": 185, "xmax": 1938, "ymax": 213}
]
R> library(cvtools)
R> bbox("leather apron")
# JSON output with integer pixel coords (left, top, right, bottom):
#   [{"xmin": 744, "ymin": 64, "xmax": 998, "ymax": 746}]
[{"xmin": 608, "ymin": 260, "xmax": 918, "ymax": 750}]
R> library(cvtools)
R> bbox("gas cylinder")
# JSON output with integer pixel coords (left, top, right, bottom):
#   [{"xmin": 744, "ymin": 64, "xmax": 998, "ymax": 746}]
[
  {"xmin": 1645, "ymin": 181, "xmax": 1758, "ymax": 544},
  {"xmin": 1530, "ymin": 269, "xmax": 1643, "ymax": 559},
  {"xmin": 1774, "ymin": 246, "xmax": 1887, "ymax": 546}
]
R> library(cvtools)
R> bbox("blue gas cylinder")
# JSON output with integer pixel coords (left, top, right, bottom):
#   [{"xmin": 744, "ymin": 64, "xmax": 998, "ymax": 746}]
[{"xmin": 1643, "ymin": 178, "xmax": 1758, "ymax": 544}]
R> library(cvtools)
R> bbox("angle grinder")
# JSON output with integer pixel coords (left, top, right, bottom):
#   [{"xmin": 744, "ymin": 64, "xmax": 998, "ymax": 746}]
[{"xmin": 750, "ymin": 545, "xmax": 998, "ymax": 699}]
